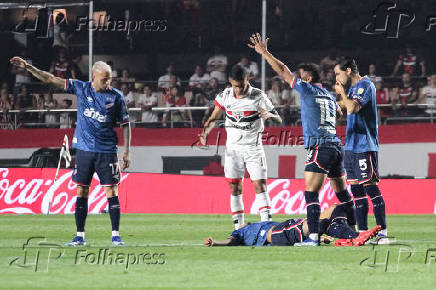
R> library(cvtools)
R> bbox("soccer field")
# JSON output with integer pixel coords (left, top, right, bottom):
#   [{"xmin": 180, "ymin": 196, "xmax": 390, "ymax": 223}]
[{"xmin": 0, "ymin": 214, "xmax": 435, "ymax": 289}]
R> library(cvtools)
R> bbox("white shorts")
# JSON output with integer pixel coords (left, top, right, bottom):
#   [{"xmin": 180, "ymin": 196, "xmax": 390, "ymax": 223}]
[{"xmin": 224, "ymin": 147, "xmax": 267, "ymax": 183}]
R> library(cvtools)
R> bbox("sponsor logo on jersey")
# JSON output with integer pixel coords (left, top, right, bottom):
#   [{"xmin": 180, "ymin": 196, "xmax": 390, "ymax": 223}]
[{"xmin": 84, "ymin": 108, "xmax": 107, "ymax": 122}]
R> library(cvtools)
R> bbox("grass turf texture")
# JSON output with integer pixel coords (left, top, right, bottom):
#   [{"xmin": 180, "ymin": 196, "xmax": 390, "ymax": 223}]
[{"xmin": 0, "ymin": 214, "xmax": 435, "ymax": 289}]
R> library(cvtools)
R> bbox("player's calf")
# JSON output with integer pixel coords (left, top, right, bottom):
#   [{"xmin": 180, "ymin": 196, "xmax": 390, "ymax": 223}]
[{"xmin": 350, "ymin": 184, "xmax": 369, "ymax": 231}]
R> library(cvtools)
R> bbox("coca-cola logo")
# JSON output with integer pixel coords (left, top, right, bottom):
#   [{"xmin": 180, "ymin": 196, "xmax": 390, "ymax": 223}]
[
  {"xmin": 250, "ymin": 179, "xmax": 339, "ymax": 215},
  {"xmin": 0, "ymin": 168, "xmax": 129, "ymax": 214}
]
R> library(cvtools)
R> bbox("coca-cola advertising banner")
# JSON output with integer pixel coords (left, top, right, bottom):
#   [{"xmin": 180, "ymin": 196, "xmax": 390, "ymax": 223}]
[{"xmin": 1, "ymin": 168, "xmax": 435, "ymax": 214}]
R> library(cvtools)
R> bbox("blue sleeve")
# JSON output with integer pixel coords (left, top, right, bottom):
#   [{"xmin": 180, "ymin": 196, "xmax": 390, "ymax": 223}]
[
  {"xmin": 352, "ymin": 82, "xmax": 373, "ymax": 107},
  {"xmin": 65, "ymin": 79, "xmax": 85, "ymax": 95},
  {"xmin": 117, "ymin": 94, "xmax": 130, "ymax": 125},
  {"xmin": 230, "ymin": 229, "xmax": 243, "ymax": 245},
  {"xmin": 290, "ymin": 78, "xmax": 315, "ymax": 98}
]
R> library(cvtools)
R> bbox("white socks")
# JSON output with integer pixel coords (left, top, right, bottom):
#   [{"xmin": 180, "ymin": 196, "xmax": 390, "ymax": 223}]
[
  {"xmin": 77, "ymin": 232, "xmax": 85, "ymax": 238},
  {"xmin": 256, "ymin": 192, "xmax": 272, "ymax": 221},
  {"xmin": 231, "ymin": 195, "xmax": 244, "ymax": 230},
  {"xmin": 112, "ymin": 230, "xmax": 120, "ymax": 237}
]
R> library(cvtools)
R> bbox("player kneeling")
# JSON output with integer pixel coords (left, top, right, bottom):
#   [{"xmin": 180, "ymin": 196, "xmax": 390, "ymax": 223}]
[{"xmin": 204, "ymin": 204, "xmax": 380, "ymax": 247}]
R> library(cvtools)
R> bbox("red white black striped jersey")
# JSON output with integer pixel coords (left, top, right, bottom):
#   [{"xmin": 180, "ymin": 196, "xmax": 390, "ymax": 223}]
[{"xmin": 214, "ymin": 85, "xmax": 274, "ymax": 147}]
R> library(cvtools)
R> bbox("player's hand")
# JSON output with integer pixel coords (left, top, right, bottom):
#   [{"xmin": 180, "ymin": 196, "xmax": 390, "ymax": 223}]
[
  {"xmin": 204, "ymin": 237, "xmax": 214, "ymax": 247},
  {"xmin": 334, "ymin": 81, "xmax": 346, "ymax": 98},
  {"xmin": 258, "ymin": 108, "xmax": 273, "ymax": 120},
  {"xmin": 121, "ymin": 150, "xmax": 130, "ymax": 170},
  {"xmin": 10, "ymin": 56, "xmax": 28, "ymax": 69},
  {"xmin": 248, "ymin": 33, "xmax": 269, "ymax": 55}
]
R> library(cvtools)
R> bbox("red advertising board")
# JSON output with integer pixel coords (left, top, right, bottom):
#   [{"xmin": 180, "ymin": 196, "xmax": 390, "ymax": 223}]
[{"xmin": 0, "ymin": 168, "xmax": 434, "ymax": 214}]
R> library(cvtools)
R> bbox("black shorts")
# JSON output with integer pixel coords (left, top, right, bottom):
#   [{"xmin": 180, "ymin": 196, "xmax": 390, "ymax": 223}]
[
  {"xmin": 72, "ymin": 149, "xmax": 120, "ymax": 186},
  {"xmin": 344, "ymin": 151, "xmax": 380, "ymax": 184},
  {"xmin": 305, "ymin": 142, "xmax": 345, "ymax": 178},
  {"xmin": 270, "ymin": 219, "xmax": 305, "ymax": 246}
]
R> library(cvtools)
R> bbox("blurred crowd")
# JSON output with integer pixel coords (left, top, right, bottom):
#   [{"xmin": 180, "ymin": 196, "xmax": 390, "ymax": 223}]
[{"xmin": 2, "ymin": 44, "xmax": 436, "ymax": 129}]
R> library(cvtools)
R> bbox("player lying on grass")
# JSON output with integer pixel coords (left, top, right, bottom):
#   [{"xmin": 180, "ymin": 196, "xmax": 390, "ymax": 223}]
[{"xmin": 204, "ymin": 204, "xmax": 380, "ymax": 247}]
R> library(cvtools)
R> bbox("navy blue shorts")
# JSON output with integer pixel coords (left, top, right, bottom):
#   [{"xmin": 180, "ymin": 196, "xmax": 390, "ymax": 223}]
[
  {"xmin": 72, "ymin": 149, "xmax": 120, "ymax": 186},
  {"xmin": 305, "ymin": 142, "xmax": 345, "ymax": 178},
  {"xmin": 270, "ymin": 219, "xmax": 305, "ymax": 246},
  {"xmin": 344, "ymin": 151, "xmax": 379, "ymax": 184}
]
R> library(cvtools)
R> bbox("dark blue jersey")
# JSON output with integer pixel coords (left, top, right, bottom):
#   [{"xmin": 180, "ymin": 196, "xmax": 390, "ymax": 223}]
[
  {"xmin": 230, "ymin": 221, "xmax": 279, "ymax": 246},
  {"xmin": 291, "ymin": 78, "xmax": 341, "ymax": 149},
  {"xmin": 344, "ymin": 76, "xmax": 379, "ymax": 153},
  {"xmin": 65, "ymin": 79, "xmax": 130, "ymax": 153}
]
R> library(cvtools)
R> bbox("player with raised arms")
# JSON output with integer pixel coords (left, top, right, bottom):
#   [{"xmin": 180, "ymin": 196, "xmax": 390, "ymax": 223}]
[
  {"xmin": 10, "ymin": 57, "xmax": 131, "ymax": 246},
  {"xmin": 200, "ymin": 65, "xmax": 282, "ymax": 230},
  {"xmin": 334, "ymin": 58, "xmax": 389, "ymax": 244},
  {"xmin": 248, "ymin": 33, "xmax": 355, "ymax": 246}
]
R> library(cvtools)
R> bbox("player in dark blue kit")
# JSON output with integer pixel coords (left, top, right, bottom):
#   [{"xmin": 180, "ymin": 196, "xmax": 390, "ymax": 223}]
[
  {"xmin": 204, "ymin": 204, "xmax": 381, "ymax": 247},
  {"xmin": 10, "ymin": 57, "xmax": 131, "ymax": 246},
  {"xmin": 248, "ymin": 33, "xmax": 356, "ymax": 246},
  {"xmin": 334, "ymin": 58, "xmax": 389, "ymax": 244}
]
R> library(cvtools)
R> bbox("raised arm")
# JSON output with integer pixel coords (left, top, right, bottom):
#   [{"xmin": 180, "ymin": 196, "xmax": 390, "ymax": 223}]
[
  {"xmin": 199, "ymin": 105, "xmax": 224, "ymax": 145},
  {"xmin": 248, "ymin": 33, "xmax": 296, "ymax": 86},
  {"xmin": 10, "ymin": 57, "xmax": 65, "ymax": 89}
]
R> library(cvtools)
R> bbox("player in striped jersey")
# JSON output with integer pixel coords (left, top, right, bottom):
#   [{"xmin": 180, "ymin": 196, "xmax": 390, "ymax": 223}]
[{"xmin": 200, "ymin": 65, "xmax": 282, "ymax": 230}]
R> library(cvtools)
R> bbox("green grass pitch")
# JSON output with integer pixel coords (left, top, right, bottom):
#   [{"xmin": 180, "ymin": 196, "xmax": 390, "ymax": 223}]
[{"xmin": 0, "ymin": 214, "xmax": 435, "ymax": 289}]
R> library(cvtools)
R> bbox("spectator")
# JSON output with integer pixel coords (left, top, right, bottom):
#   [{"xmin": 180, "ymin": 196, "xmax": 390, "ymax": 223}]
[
  {"xmin": 189, "ymin": 65, "xmax": 210, "ymax": 94},
  {"xmin": 206, "ymin": 46, "xmax": 228, "ymax": 84},
  {"xmin": 392, "ymin": 47, "xmax": 426, "ymax": 77},
  {"xmin": 416, "ymin": 74, "xmax": 436, "ymax": 116},
  {"xmin": 204, "ymin": 77, "xmax": 220, "ymax": 101},
  {"xmin": 138, "ymin": 86, "xmax": 159, "ymax": 126},
  {"xmin": 11, "ymin": 49, "xmax": 32, "ymax": 93},
  {"xmin": 1, "ymin": 82, "xmax": 9, "ymax": 91},
  {"xmin": 163, "ymin": 86, "xmax": 189, "ymax": 127},
  {"xmin": 15, "ymin": 84, "xmax": 35, "ymax": 125},
  {"xmin": 50, "ymin": 47, "xmax": 76, "ymax": 79},
  {"xmin": 189, "ymin": 92, "xmax": 208, "ymax": 127},
  {"xmin": 107, "ymin": 61, "xmax": 118, "ymax": 78},
  {"xmin": 320, "ymin": 49, "xmax": 338, "ymax": 83},
  {"xmin": 120, "ymin": 68, "xmax": 135, "ymax": 83},
  {"xmin": 392, "ymin": 73, "xmax": 419, "ymax": 116},
  {"xmin": 121, "ymin": 83, "xmax": 136, "ymax": 125},
  {"xmin": 71, "ymin": 54, "xmax": 83, "ymax": 80},
  {"xmin": 52, "ymin": 12, "xmax": 71, "ymax": 52},
  {"xmin": 43, "ymin": 93, "xmax": 58, "ymax": 128},
  {"xmin": 59, "ymin": 99, "xmax": 74, "ymax": 129},
  {"xmin": 0, "ymin": 88, "xmax": 12, "ymax": 126},
  {"xmin": 267, "ymin": 78, "xmax": 290, "ymax": 106},
  {"xmin": 368, "ymin": 64, "xmax": 377, "ymax": 83},
  {"xmin": 158, "ymin": 64, "xmax": 181, "ymax": 89},
  {"xmin": 237, "ymin": 56, "xmax": 259, "ymax": 80},
  {"xmin": 375, "ymin": 77, "xmax": 393, "ymax": 123}
]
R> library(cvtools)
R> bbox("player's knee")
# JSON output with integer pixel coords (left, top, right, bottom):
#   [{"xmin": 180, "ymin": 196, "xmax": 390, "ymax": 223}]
[
  {"xmin": 77, "ymin": 186, "xmax": 89, "ymax": 198},
  {"xmin": 105, "ymin": 185, "xmax": 118, "ymax": 198},
  {"xmin": 252, "ymin": 180, "xmax": 266, "ymax": 194},
  {"xmin": 229, "ymin": 182, "xmax": 242, "ymax": 196}
]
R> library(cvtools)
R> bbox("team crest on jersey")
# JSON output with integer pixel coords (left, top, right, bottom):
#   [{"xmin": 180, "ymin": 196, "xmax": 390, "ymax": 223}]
[
  {"xmin": 87, "ymin": 97, "xmax": 93, "ymax": 102},
  {"xmin": 233, "ymin": 111, "xmax": 244, "ymax": 121},
  {"xmin": 357, "ymin": 88, "xmax": 364, "ymax": 95}
]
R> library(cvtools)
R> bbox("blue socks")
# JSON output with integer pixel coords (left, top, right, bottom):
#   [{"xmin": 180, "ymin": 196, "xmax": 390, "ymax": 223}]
[
  {"xmin": 305, "ymin": 191, "xmax": 321, "ymax": 235},
  {"xmin": 335, "ymin": 189, "xmax": 356, "ymax": 227},
  {"xmin": 364, "ymin": 185, "xmax": 387, "ymax": 230},
  {"xmin": 351, "ymin": 184, "xmax": 368, "ymax": 231},
  {"xmin": 108, "ymin": 196, "xmax": 121, "ymax": 232},
  {"xmin": 75, "ymin": 197, "xmax": 88, "ymax": 232}
]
